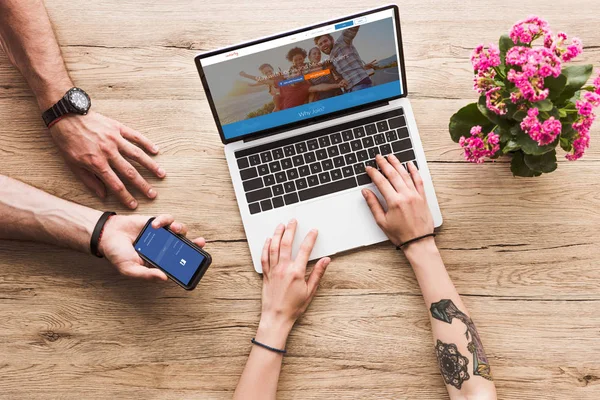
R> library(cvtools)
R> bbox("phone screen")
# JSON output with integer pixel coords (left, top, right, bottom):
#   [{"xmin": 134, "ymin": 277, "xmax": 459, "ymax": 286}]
[{"xmin": 135, "ymin": 223, "xmax": 206, "ymax": 286}]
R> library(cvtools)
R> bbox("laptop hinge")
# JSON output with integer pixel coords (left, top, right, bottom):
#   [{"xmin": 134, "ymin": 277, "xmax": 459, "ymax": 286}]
[{"xmin": 243, "ymin": 99, "xmax": 390, "ymax": 143}]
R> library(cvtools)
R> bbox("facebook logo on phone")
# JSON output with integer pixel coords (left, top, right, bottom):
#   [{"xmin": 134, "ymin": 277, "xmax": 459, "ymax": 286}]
[{"xmin": 136, "ymin": 224, "xmax": 205, "ymax": 286}]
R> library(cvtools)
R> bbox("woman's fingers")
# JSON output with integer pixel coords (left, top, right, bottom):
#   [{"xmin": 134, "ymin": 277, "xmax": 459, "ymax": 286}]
[
  {"xmin": 269, "ymin": 223, "xmax": 285, "ymax": 268},
  {"xmin": 295, "ymin": 229, "xmax": 318, "ymax": 269},
  {"xmin": 362, "ymin": 189, "xmax": 386, "ymax": 227},
  {"xmin": 375, "ymin": 154, "xmax": 406, "ymax": 193},
  {"xmin": 387, "ymin": 154, "xmax": 415, "ymax": 192},
  {"xmin": 307, "ymin": 257, "xmax": 330, "ymax": 298},
  {"xmin": 407, "ymin": 161, "xmax": 426, "ymax": 198},
  {"xmin": 261, "ymin": 237, "xmax": 271, "ymax": 275},
  {"xmin": 279, "ymin": 219, "xmax": 297, "ymax": 263}
]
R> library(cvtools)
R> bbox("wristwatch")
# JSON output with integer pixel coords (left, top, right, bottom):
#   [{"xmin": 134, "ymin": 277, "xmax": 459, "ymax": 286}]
[{"xmin": 42, "ymin": 87, "xmax": 91, "ymax": 128}]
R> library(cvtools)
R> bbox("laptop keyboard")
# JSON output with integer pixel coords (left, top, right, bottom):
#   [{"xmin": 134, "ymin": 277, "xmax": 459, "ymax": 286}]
[{"xmin": 234, "ymin": 108, "xmax": 417, "ymax": 215}]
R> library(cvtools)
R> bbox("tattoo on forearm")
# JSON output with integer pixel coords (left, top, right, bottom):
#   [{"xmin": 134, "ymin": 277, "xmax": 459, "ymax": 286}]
[
  {"xmin": 430, "ymin": 299, "xmax": 493, "ymax": 381},
  {"xmin": 435, "ymin": 340, "xmax": 470, "ymax": 389}
]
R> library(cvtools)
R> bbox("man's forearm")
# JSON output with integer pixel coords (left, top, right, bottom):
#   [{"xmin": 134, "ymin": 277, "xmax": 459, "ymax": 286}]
[
  {"xmin": 404, "ymin": 239, "xmax": 497, "ymax": 399},
  {"xmin": 0, "ymin": 0, "xmax": 73, "ymax": 110},
  {"xmin": 0, "ymin": 175, "xmax": 101, "ymax": 253}
]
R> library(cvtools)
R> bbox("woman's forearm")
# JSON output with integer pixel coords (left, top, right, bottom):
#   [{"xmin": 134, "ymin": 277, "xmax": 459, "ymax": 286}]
[
  {"xmin": 404, "ymin": 238, "xmax": 497, "ymax": 399},
  {"xmin": 0, "ymin": 175, "xmax": 101, "ymax": 253},
  {"xmin": 233, "ymin": 317, "xmax": 292, "ymax": 400}
]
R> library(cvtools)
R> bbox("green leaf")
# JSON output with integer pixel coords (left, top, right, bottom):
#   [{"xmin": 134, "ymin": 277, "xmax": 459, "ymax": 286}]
[
  {"xmin": 511, "ymin": 151, "xmax": 542, "ymax": 177},
  {"xmin": 502, "ymin": 140, "xmax": 521, "ymax": 154},
  {"xmin": 513, "ymin": 110, "xmax": 527, "ymax": 121},
  {"xmin": 545, "ymin": 74, "xmax": 567, "ymax": 101},
  {"xmin": 534, "ymin": 99, "xmax": 554, "ymax": 112},
  {"xmin": 558, "ymin": 109, "xmax": 567, "ymax": 118},
  {"xmin": 496, "ymin": 126, "xmax": 512, "ymax": 143},
  {"xmin": 524, "ymin": 150, "xmax": 558, "ymax": 173},
  {"xmin": 499, "ymin": 34, "xmax": 515, "ymax": 65},
  {"xmin": 556, "ymin": 64, "xmax": 593, "ymax": 105},
  {"xmin": 448, "ymin": 103, "xmax": 493, "ymax": 143},
  {"xmin": 560, "ymin": 135, "xmax": 572, "ymax": 152},
  {"xmin": 502, "ymin": 140, "xmax": 521, "ymax": 153},
  {"xmin": 513, "ymin": 125, "xmax": 557, "ymax": 155}
]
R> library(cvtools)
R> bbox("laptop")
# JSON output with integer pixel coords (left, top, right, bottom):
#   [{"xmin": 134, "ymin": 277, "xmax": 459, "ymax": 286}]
[{"xmin": 195, "ymin": 4, "xmax": 442, "ymax": 272}]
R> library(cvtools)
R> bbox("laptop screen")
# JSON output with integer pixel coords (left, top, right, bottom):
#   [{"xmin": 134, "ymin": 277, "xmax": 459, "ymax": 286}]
[{"xmin": 196, "ymin": 6, "xmax": 405, "ymax": 143}]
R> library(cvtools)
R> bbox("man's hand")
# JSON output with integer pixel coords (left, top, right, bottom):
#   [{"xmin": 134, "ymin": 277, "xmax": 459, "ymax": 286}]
[
  {"xmin": 362, "ymin": 155, "xmax": 434, "ymax": 247},
  {"xmin": 259, "ymin": 219, "xmax": 330, "ymax": 334},
  {"xmin": 363, "ymin": 59, "xmax": 379, "ymax": 70},
  {"xmin": 99, "ymin": 214, "xmax": 205, "ymax": 281},
  {"xmin": 49, "ymin": 111, "xmax": 166, "ymax": 209}
]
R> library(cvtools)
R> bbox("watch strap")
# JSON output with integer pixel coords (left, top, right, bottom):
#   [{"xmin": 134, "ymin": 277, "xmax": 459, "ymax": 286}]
[
  {"xmin": 42, "ymin": 91, "xmax": 75, "ymax": 127},
  {"xmin": 90, "ymin": 211, "xmax": 117, "ymax": 258}
]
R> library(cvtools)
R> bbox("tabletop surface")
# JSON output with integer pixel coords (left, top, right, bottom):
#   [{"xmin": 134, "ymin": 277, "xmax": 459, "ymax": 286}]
[{"xmin": 1, "ymin": 1, "xmax": 600, "ymax": 399}]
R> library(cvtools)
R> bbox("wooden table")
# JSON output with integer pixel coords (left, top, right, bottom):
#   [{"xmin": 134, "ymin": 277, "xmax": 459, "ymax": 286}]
[{"xmin": 1, "ymin": 1, "xmax": 599, "ymax": 398}]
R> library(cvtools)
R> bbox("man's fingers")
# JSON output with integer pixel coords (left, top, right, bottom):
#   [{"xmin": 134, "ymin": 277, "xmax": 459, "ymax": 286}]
[
  {"xmin": 279, "ymin": 219, "xmax": 297, "ymax": 262},
  {"xmin": 111, "ymin": 155, "xmax": 156, "ymax": 200},
  {"xmin": 269, "ymin": 223, "xmax": 285, "ymax": 268},
  {"xmin": 361, "ymin": 189, "xmax": 386, "ymax": 227},
  {"xmin": 296, "ymin": 229, "xmax": 318, "ymax": 268},
  {"xmin": 365, "ymin": 164, "xmax": 396, "ymax": 201},
  {"xmin": 95, "ymin": 164, "xmax": 138, "ymax": 209},
  {"xmin": 261, "ymin": 237, "xmax": 271, "ymax": 275},
  {"xmin": 307, "ymin": 257, "xmax": 330, "ymax": 298},
  {"xmin": 169, "ymin": 221, "xmax": 188, "ymax": 236},
  {"xmin": 120, "ymin": 123, "xmax": 160, "ymax": 155},
  {"xmin": 408, "ymin": 161, "xmax": 426, "ymax": 198},
  {"xmin": 192, "ymin": 237, "xmax": 206, "ymax": 248},
  {"xmin": 74, "ymin": 167, "xmax": 106, "ymax": 198},
  {"xmin": 152, "ymin": 214, "xmax": 175, "ymax": 229},
  {"xmin": 121, "ymin": 141, "xmax": 166, "ymax": 179},
  {"xmin": 387, "ymin": 154, "xmax": 415, "ymax": 192},
  {"xmin": 120, "ymin": 263, "xmax": 168, "ymax": 282},
  {"xmin": 375, "ymin": 154, "xmax": 406, "ymax": 193}
]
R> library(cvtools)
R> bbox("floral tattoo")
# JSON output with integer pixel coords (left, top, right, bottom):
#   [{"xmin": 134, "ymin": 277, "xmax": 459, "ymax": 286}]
[
  {"xmin": 430, "ymin": 299, "xmax": 493, "ymax": 381},
  {"xmin": 435, "ymin": 340, "xmax": 470, "ymax": 389}
]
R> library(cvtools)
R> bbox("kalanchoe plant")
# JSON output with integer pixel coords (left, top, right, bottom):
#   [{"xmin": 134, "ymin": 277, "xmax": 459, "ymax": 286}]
[{"xmin": 449, "ymin": 16, "xmax": 600, "ymax": 176}]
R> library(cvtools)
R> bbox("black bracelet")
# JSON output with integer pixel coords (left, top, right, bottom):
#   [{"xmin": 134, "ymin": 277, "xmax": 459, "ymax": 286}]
[
  {"xmin": 251, "ymin": 338, "xmax": 287, "ymax": 354},
  {"xmin": 396, "ymin": 233, "xmax": 436, "ymax": 250},
  {"xmin": 90, "ymin": 211, "xmax": 116, "ymax": 258}
]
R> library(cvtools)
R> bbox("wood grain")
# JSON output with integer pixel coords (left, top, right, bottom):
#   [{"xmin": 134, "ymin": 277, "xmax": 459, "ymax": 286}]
[{"xmin": 1, "ymin": 0, "xmax": 600, "ymax": 398}]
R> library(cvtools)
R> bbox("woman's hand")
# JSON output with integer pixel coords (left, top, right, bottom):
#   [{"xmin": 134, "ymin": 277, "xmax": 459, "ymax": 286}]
[
  {"xmin": 362, "ymin": 155, "xmax": 434, "ymax": 248},
  {"xmin": 256, "ymin": 219, "xmax": 330, "ymax": 347},
  {"xmin": 99, "ymin": 214, "xmax": 205, "ymax": 281}
]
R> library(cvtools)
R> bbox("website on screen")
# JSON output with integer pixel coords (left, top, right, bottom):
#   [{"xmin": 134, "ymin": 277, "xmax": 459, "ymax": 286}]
[{"xmin": 201, "ymin": 9, "xmax": 403, "ymax": 140}]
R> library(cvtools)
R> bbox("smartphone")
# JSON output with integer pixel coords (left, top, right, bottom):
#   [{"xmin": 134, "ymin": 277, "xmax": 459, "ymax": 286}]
[{"xmin": 133, "ymin": 217, "xmax": 212, "ymax": 290}]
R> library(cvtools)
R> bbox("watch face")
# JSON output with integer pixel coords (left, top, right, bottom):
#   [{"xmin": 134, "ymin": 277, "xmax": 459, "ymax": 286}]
[{"xmin": 69, "ymin": 89, "xmax": 90, "ymax": 112}]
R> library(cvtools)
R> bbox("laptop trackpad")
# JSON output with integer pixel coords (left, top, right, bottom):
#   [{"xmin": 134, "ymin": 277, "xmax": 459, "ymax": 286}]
[{"xmin": 290, "ymin": 187, "xmax": 389, "ymax": 261}]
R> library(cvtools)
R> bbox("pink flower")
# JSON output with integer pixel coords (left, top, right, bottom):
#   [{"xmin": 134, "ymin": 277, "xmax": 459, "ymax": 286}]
[
  {"xmin": 485, "ymin": 87, "xmax": 507, "ymax": 115},
  {"xmin": 562, "ymin": 37, "xmax": 583, "ymax": 62},
  {"xmin": 510, "ymin": 16, "xmax": 550, "ymax": 44},
  {"xmin": 505, "ymin": 46, "xmax": 561, "ymax": 102},
  {"xmin": 583, "ymin": 91, "xmax": 600, "ymax": 107},
  {"xmin": 473, "ymin": 69, "xmax": 497, "ymax": 94},
  {"xmin": 593, "ymin": 72, "xmax": 600, "ymax": 95},
  {"xmin": 471, "ymin": 44, "xmax": 501, "ymax": 72},
  {"xmin": 576, "ymin": 100, "xmax": 593, "ymax": 116},
  {"xmin": 520, "ymin": 108, "xmax": 561, "ymax": 145},
  {"xmin": 459, "ymin": 126, "xmax": 500, "ymax": 163}
]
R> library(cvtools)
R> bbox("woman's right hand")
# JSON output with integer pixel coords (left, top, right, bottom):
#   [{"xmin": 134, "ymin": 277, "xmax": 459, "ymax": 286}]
[
  {"xmin": 257, "ymin": 219, "xmax": 330, "ymax": 344},
  {"xmin": 361, "ymin": 155, "xmax": 434, "ymax": 248}
]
